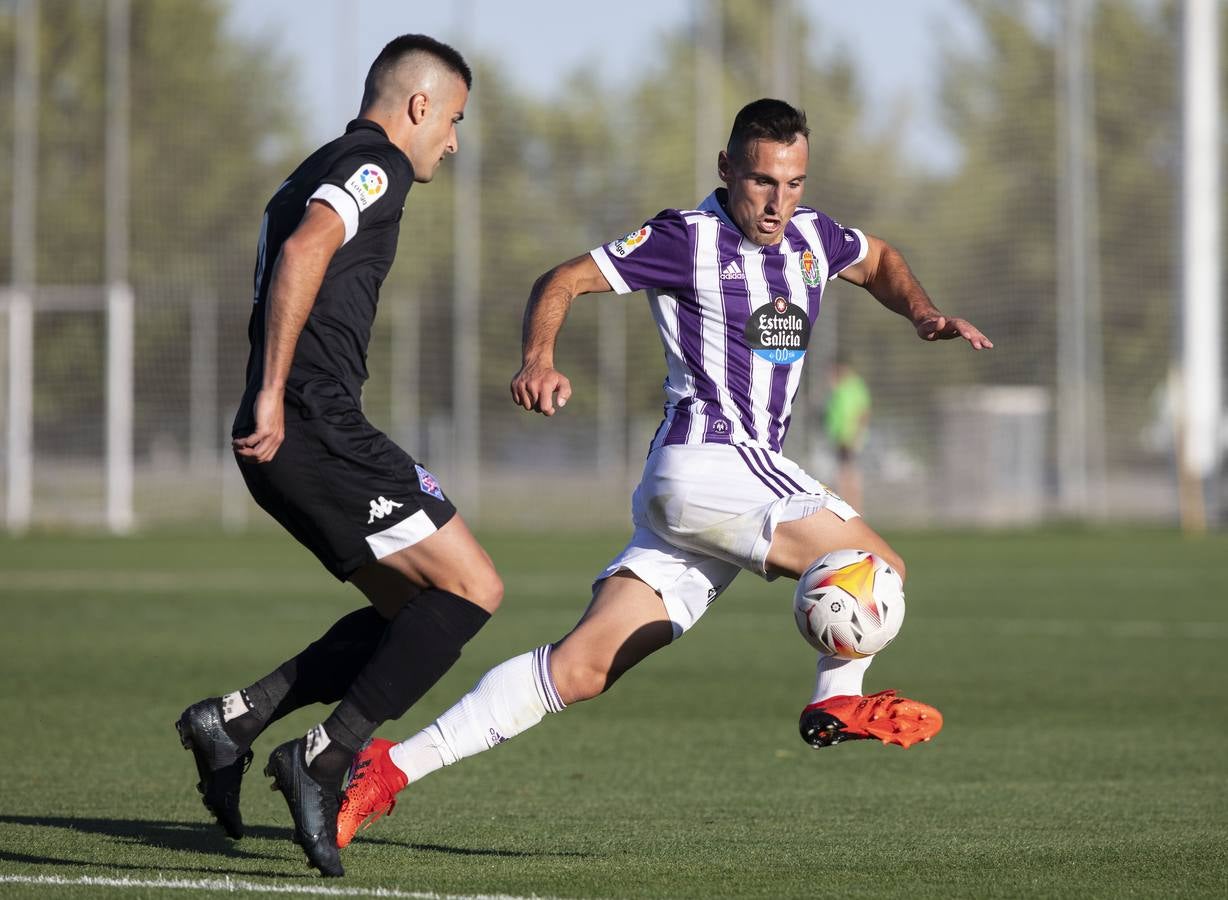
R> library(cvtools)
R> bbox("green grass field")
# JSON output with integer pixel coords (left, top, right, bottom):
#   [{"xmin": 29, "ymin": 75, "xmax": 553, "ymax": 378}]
[{"xmin": 1, "ymin": 527, "xmax": 1226, "ymax": 899}]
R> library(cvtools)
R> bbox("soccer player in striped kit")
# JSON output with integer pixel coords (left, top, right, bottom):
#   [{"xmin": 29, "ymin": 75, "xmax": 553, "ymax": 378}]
[{"xmin": 337, "ymin": 99, "xmax": 993, "ymax": 845}]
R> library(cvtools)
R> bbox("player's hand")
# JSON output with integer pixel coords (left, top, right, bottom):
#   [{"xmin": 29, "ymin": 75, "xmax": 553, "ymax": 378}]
[
  {"xmin": 914, "ymin": 314, "xmax": 993, "ymax": 350},
  {"xmin": 233, "ymin": 387, "xmax": 286, "ymax": 463},
  {"xmin": 510, "ymin": 362, "xmax": 572, "ymax": 416}
]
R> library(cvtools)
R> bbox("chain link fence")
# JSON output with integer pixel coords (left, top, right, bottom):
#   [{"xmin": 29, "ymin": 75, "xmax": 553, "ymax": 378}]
[{"xmin": 0, "ymin": 0, "xmax": 1223, "ymax": 533}]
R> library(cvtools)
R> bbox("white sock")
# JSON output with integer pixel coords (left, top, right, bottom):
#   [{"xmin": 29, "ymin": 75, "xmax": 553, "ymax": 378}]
[
  {"xmin": 810, "ymin": 654, "xmax": 874, "ymax": 704},
  {"xmin": 388, "ymin": 645, "xmax": 565, "ymax": 783}
]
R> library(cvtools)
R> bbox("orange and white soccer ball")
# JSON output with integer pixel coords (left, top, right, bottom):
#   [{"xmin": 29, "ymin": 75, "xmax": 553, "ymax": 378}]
[{"xmin": 793, "ymin": 549, "xmax": 905, "ymax": 658}]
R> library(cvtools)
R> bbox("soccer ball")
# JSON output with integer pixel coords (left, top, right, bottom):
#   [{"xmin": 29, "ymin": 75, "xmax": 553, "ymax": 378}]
[{"xmin": 793, "ymin": 549, "xmax": 905, "ymax": 658}]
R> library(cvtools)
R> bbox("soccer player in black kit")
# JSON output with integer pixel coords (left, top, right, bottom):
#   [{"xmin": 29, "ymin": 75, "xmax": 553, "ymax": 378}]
[{"xmin": 174, "ymin": 35, "xmax": 500, "ymax": 877}]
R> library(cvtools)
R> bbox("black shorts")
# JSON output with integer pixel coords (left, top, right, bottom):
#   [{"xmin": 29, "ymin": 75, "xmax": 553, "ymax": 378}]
[{"xmin": 237, "ymin": 403, "xmax": 456, "ymax": 581}]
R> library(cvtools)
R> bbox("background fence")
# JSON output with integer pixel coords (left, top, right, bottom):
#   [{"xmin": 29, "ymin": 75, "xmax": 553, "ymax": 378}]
[{"xmin": 0, "ymin": 0, "xmax": 1224, "ymax": 533}]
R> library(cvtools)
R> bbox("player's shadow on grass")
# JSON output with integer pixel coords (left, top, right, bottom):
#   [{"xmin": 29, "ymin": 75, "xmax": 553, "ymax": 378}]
[
  {"xmin": 0, "ymin": 814, "xmax": 591, "ymax": 863},
  {"xmin": 0, "ymin": 814, "xmax": 283, "ymax": 862}
]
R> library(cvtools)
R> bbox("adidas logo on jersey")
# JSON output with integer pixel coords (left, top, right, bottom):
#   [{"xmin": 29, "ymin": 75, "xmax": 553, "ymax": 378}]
[
  {"xmin": 720, "ymin": 259, "xmax": 745, "ymax": 280},
  {"xmin": 367, "ymin": 495, "xmax": 403, "ymax": 524}
]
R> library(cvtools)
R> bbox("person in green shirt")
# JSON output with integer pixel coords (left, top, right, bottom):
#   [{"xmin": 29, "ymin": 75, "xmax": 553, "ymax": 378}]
[{"xmin": 824, "ymin": 358, "xmax": 871, "ymax": 510}]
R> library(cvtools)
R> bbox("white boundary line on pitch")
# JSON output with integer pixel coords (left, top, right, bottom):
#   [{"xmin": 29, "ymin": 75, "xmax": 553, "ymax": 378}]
[{"xmin": 0, "ymin": 874, "xmax": 569, "ymax": 900}]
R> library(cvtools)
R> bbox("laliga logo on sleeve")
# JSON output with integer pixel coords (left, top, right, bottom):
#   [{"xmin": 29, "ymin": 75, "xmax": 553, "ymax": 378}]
[
  {"xmin": 608, "ymin": 226, "xmax": 652, "ymax": 258},
  {"xmin": 344, "ymin": 163, "xmax": 388, "ymax": 210}
]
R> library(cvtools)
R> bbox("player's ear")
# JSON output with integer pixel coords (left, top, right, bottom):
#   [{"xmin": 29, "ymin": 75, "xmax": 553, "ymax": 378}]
[
  {"xmin": 717, "ymin": 150, "xmax": 732, "ymax": 185},
  {"xmin": 408, "ymin": 92, "xmax": 429, "ymax": 125}
]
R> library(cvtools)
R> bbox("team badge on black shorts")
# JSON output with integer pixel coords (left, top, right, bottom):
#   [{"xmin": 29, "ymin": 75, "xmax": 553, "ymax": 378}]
[{"xmin": 415, "ymin": 464, "xmax": 445, "ymax": 501}]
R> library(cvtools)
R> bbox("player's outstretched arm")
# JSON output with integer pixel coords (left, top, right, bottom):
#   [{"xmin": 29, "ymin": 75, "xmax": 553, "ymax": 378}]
[
  {"xmin": 234, "ymin": 201, "xmax": 345, "ymax": 463},
  {"xmin": 838, "ymin": 235, "xmax": 993, "ymax": 351},
  {"xmin": 511, "ymin": 254, "xmax": 613, "ymax": 416}
]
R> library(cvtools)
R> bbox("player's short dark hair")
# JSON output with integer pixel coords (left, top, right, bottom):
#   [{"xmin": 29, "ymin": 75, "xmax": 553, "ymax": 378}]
[
  {"xmin": 362, "ymin": 34, "xmax": 472, "ymax": 108},
  {"xmin": 727, "ymin": 98, "xmax": 809, "ymax": 163}
]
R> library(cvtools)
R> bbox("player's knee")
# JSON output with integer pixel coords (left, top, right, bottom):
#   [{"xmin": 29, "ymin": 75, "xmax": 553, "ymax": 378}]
[
  {"xmin": 464, "ymin": 568, "xmax": 504, "ymax": 615},
  {"xmin": 882, "ymin": 549, "xmax": 906, "ymax": 583},
  {"xmin": 551, "ymin": 657, "xmax": 611, "ymax": 705}
]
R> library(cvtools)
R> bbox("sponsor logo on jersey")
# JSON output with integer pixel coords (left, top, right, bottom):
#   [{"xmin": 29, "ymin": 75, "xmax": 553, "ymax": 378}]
[
  {"xmin": 367, "ymin": 495, "xmax": 403, "ymax": 524},
  {"xmin": 416, "ymin": 464, "xmax": 445, "ymax": 501},
  {"xmin": 608, "ymin": 225, "xmax": 652, "ymax": 258},
  {"xmin": 800, "ymin": 249, "xmax": 822, "ymax": 287},
  {"xmin": 720, "ymin": 258, "xmax": 745, "ymax": 280},
  {"xmin": 344, "ymin": 163, "xmax": 388, "ymax": 211},
  {"xmin": 744, "ymin": 296, "xmax": 811, "ymax": 364}
]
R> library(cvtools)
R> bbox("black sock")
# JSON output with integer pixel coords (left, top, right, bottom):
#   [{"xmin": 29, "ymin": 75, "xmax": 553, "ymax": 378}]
[
  {"xmin": 221, "ymin": 607, "xmax": 389, "ymax": 747},
  {"xmin": 318, "ymin": 589, "xmax": 490, "ymax": 767}
]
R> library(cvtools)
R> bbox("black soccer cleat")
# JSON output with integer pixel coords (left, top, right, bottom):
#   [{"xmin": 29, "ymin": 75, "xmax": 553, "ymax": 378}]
[
  {"xmin": 264, "ymin": 738, "xmax": 345, "ymax": 877},
  {"xmin": 799, "ymin": 704, "xmax": 855, "ymax": 748},
  {"xmin": 176, "ymin": 698, "xmax": 253, "ymax": 839}
]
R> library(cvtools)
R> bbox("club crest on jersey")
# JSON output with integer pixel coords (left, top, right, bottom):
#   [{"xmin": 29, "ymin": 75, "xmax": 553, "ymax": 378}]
[
  {"xmin": 608, "ymin": 226, "xmax": 652, "ymax": 258},
  {"xmin": 344, "ymin": 163, "xmax": 388, "ymax": 211},
  {"xmin": 800, "ymin": 249, "xmax": 823, "ymax": 287},
  {"xmin": 415, "ymin": 464, "xmax": 445, "ymax": 501},
  {"xmin": 744, "ymin": 296, "xmax": 811, "ymax": 365}
]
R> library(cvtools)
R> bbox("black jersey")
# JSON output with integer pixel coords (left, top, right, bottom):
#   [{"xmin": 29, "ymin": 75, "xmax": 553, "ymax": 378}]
[{"xmin": 234, "ymin": 119, "xmax": 414, "ymax": 435}]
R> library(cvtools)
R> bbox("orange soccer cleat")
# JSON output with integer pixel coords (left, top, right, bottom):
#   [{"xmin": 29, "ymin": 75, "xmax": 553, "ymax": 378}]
[
  {"xmin": 799, "ymin": 689, "xmax": 943, "ymax": 749},
  {"xmin": 337, "ymin": 738, "xmax": 408, "ymax": 849}
]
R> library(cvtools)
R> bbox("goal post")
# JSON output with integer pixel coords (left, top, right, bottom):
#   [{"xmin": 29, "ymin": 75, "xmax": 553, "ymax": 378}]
[
  {"xmin": 4, "ymin": 291, "xmax": 33, "ymax": 532},
  {"xmin": 105, "ymin": 282, "xmax": 134, "ymax": 534}
]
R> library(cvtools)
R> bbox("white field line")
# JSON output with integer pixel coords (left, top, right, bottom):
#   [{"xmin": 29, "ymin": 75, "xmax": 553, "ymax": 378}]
[{"xmin": 0, "ymin": 873, "xmax": 568, "ymax": 900}]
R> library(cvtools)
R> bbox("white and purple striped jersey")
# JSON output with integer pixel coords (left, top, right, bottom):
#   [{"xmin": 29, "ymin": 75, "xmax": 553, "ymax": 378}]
[{"xmin": 589, "ymin": 190, "xmax": 868, "ymax": 454}]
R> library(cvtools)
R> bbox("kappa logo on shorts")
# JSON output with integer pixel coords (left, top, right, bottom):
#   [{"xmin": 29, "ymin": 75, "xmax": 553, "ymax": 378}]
[
  {"xmin": 367, "ymin": 495, "xmax": 403, "ymax": 525},
  {"xmin": 415, "ymin": 464, "xmax": 445, "ymax": 501}
]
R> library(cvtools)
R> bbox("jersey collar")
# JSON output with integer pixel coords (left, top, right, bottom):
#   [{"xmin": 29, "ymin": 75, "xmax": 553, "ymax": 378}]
[
  {"xmin": 699, "ymin": 189, "xmax": 802, "ymax": 253},
  {"xmin": 344, "ymin": 118, "xmax": 415, "ymax": 180},
  {"xmin": 346, "ymin": 118, "xmax": 389, "ymax": 138}
]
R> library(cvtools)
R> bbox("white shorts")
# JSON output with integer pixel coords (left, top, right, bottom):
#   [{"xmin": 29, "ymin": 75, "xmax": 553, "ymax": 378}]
[{"xmin": 596, "ymin": 444, "xmax": 858, "ymax": 638}]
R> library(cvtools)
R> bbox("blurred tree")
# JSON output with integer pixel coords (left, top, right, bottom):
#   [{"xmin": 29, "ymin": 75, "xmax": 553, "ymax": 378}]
[
  {"xmin": 0, "ymin": 0, "xmax": 302, "ymax": 451},
  {"xmin": 907, "ymin": 0, "xmax": 1188, "ymax": 464},
  {"xmin": 0, "ymin": 0, "xmax": 301, "ymax": 288}
]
